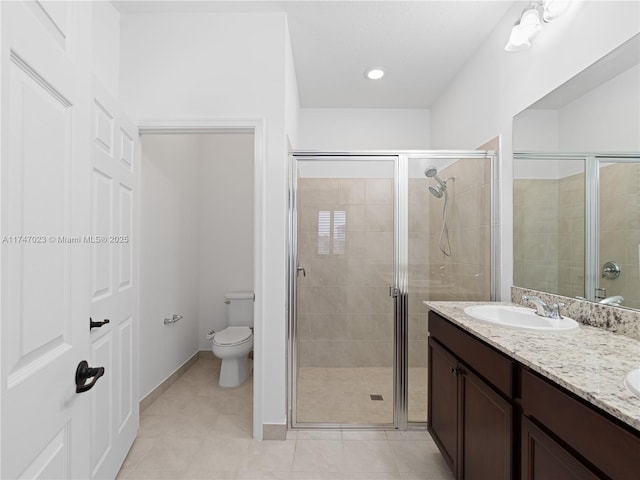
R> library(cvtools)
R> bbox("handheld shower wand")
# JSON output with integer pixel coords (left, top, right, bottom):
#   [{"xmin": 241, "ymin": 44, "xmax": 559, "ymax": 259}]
[{"xmin": 424, "ymin": 166, "xmax": 454, "ymax": 256}]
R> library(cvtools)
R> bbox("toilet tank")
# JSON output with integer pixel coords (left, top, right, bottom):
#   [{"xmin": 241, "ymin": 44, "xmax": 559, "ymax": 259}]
[{"xmin": 225, "ymin": 291, "xmax": 254, "ymax": 327}]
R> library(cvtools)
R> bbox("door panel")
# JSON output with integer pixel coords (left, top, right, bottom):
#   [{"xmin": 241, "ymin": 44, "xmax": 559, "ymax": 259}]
[
  {"xmin": 91, "ymin": 169, "xmax": 114, "ymax": 300},
  {"xmin": 17, "ymin": 425, "xmax": 70, "ymax": 480},
  {"xmin": 521, "ymin": 417, "xmax": 600, "ymax": 480},
  {"xmin": 1, "ymin": 2, "xmax": 92, "ymax": 478},
  {"xmin": 7, "ymin": 51, "xmax": 72, "ymax": 374},
  {"xmin": 118, "ymin": 317, "xmax": 134, "ymax": 431},
  {"xmin": 292, "ymin": 156, "xmax": 397, "ymax": 425},
  {"xmin": 90, "ymin": 332, "xmax": 113, "ymax": 474},
  {"xmin": 89, "ymin": 81, "xmax": 140, "ymax": 479},
  {"xmin": 427, "ymin": 338, "xmax": 458, "ymax": 472},
  {"xmin": 461, "ymin": 368, "xmax": 512, "ymax": 480},
  {"xmin": 24, "ymin": 0, "xmax": 73, "ymax": 50},
  {"xmin": 118, "ymin": 185, "xmax": 134, "ymax": 290}
]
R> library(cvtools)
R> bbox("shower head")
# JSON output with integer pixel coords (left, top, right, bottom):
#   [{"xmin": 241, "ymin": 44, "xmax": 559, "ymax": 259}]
[
  {"xmin": 424, "ymin": 166, "xmax": 438, "ymax": 178},
  {"xmin": 425, "ymin": 165, "xmax": 449, "ymax": 198},
  {"xmin": 429, "ymin": 185, "xmax": 444, "ymax": 198},
  {"xmin": 424, "ymin": 166, "xmax": 446, "ymax": 188}
]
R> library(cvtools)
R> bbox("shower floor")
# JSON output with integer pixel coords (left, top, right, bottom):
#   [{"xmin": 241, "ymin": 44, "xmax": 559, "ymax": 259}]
[{"xmin": 295, "ymin": 367, "xmax": 427, "ymax": 425}]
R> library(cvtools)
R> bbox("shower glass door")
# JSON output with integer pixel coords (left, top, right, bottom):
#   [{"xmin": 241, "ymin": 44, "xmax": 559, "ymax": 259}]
[
  {"xmin": 290, "ymin": 156, "xmax": 398, "ymax": 426},
  {"xmin": 289, "ymin": 151, "xmax": 496, "ymax": 428},
  {"xmin": 597, "ymin": 158, "xmax": 640, "ymax": 309}
]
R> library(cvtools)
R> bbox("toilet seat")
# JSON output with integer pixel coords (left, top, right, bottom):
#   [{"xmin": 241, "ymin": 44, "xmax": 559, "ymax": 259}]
[{"xmin": 213, "ymin": 326, "xmax": 252, "ymax": 346}]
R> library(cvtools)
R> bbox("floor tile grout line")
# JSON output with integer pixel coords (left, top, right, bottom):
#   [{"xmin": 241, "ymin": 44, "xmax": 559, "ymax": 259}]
[{"xmin": 119, "ymin": 358, "xmax": 451, "ymax": 479}]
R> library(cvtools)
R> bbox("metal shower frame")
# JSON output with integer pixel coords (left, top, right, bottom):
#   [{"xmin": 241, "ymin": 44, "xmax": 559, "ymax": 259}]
[
  {"xmin": 513, "ymin": 151, "xmax": 640, "ymax": 303},
  {"xmin": 287, "ymin": 150, "xmax": 499, "ymax": 431}
]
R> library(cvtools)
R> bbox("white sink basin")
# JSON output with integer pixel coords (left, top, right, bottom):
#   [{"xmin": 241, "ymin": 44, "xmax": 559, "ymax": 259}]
[
  {"xmin": 463, "ymin": 304, "xmax": 580, "ymax": 332},
  {"xmin": 624, "ymin": 369, "xmax": 640, "ymax": 399}
]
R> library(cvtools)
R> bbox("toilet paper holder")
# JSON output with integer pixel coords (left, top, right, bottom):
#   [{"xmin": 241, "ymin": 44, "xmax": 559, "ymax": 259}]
[{"xmin": 164, "ymin": 314, "xmax": 183, "ymax": 325}]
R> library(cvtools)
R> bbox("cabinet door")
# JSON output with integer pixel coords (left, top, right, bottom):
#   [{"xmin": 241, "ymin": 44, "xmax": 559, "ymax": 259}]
[
  {"xmin": 459, "ymin": 368, "xmax": 512, "ymax": 480},
  {"xmin": 521, "ymin": 416, "xmax": 600, "ymax": 480},
  {"xmin": 428, "ymin": 338, "xmax": 458, "ymax": 474}
]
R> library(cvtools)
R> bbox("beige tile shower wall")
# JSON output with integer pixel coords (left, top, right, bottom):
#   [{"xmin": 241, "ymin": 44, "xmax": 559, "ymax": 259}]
[
  {"xmin": 558, "ymin": 174, "xmax": 585, "ymax": 298},
  {"xmin": 514, "ymin": 163, "xmax": 638, "ymax": 308},
  {"xmin": 296, "ymin": 178, "xmax": 394, "ymax": 368},
  {"xmin": 513, "ymin": 175, "xmax": 585, "ymax": 297},
  {"xmin": 513, "ymin": 179, "xmax": 561, "ymax": 294},
  {"xmin": 428, "ymin": 159, "xmax": 491, "ymax": 301},
  {"xmin": 599, "ymin": 163, "xmax": 640, "ymax": 310}
]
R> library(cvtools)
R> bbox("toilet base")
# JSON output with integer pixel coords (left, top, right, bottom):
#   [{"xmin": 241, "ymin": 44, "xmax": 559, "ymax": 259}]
[{"xmin": 219, "ymin": 356, "xmax": 252, "ymax": 388}]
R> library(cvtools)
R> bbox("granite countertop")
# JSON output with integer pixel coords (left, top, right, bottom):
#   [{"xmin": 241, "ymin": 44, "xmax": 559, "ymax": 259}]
[{"xmin": 424, "ymin": 301, "xmax": 640, "ymax": 432}]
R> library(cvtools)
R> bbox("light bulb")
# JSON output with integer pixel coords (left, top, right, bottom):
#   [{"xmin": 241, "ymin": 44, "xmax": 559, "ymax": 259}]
[
  {"xmin": 504, "ymin": 4, "xmax": 543, "ymax": 52},
  {"xmin": 365, "ymin": 68, "xmax": 385, "ymax": 80},
  {"xmin": 505, "ymin": 22, "xmax": 532, "ymax": 52},
  {"xmin": 543, "ymin": 0, "xmax": 571, "ymax": 22}
]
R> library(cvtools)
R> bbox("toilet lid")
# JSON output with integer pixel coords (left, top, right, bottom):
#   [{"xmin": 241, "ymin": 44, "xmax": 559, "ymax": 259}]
[{"xmin": 214, "ymin": 326, "xmax": 252, "ymax": 345}]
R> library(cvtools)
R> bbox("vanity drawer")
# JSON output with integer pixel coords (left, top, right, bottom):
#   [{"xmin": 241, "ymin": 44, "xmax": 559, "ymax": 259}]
[
  {"xmin": 520, "ymin": 367, "xmax": 640, "ymax": 480},
  {"xmin": 428, "ymin": 312, "xmax": 514, "ymax": 397}
]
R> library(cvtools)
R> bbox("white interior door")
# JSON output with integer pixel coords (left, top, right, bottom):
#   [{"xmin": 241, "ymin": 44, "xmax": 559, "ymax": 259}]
[
  {"xmin": 88, "ymin": 81, "xmax": 140, "ymax": 480},
  {"xmin": 1, "ymin": 2, "xmax": 93, "ymax": 479}
]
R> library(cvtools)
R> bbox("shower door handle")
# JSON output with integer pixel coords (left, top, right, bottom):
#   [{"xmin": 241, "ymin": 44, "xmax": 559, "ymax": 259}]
[{"xmin": 297, "ymin": 265, "xmax": 306, "ymax": 277}]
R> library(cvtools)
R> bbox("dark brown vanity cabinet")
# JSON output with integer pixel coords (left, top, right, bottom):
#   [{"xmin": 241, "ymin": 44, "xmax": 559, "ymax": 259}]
[
  {"xmin": 460, "ymin": 367, "xmax": 513, "ymax": 480},
  {"xmin": 428, "ymin": 313, "xmax": 513, "ymax": 480},
  {"xmin": 520, "ymin": 367, "xmax": 640, "ymax": 480},
  {"xmin": 428, "ymin": 338, "xmax": 458, "ymax": 470},
  {"xmin": 521, "ymin": 416, "xmax": 600, "ymax": 480},
  {"xmin": 428, "ymin": 311, "xmax": 640, "ymax": 480}
]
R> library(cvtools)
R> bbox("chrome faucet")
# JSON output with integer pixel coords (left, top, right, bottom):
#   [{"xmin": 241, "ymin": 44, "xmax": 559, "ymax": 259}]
[
  {"xmin": 522, "ymin": 295, "xmax": 564, "ymax": 319},
  {"xmin": 598, "ymin": 295, "xmax": 623, "ymax": 306}
]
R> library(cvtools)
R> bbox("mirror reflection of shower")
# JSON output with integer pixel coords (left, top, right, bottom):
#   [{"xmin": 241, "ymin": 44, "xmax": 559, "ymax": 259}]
[{"xmin": 425, "ymin": 166, "xmax": 455, "ymax": 256}]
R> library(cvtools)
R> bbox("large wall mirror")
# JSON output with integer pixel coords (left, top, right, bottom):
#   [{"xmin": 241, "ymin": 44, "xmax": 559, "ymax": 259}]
[{"xmin": 513, "ymin": 34, "xmax": 640, "ymax": 311}]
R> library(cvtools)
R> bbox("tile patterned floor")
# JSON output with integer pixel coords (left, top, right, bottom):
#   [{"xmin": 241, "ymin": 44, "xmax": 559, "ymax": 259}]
[
  {"xmin": 296, "ymin": 367, "xmax": 427, "ymax": 424},
  {"xmin": 118, "ymin": 356, "xmax": 453, "ymax": 480}
]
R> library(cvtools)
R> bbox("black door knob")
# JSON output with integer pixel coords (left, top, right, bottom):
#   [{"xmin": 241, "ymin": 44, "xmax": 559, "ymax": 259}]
[
  {"xmin": 90, "ymin": 317, "xmax": 110, "ymax": 330},
  {"xmin": 75, "ymin": 360, "xmax": 105, "ymax": 393}
]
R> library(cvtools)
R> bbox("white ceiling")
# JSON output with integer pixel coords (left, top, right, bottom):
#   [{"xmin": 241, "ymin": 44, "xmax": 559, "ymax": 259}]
[{"xmin": 113, "ymin": 0, "xmax": 516, "ymax": 108}]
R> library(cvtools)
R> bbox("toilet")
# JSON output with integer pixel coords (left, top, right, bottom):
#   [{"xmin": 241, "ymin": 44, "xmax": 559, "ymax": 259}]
[{"xmin": 207, "ymin": 291, "xmax": 254, "ymax": 387}]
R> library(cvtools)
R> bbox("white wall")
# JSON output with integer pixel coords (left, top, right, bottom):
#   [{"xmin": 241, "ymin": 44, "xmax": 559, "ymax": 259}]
[
  {"xmin": 298, "ymin": 108, "xmax": 430, "ymax": 150},
  {"xmin": 429, "ymin": 0, "xmax": 640, "ymax": 300},
  {"xmin": 514, "ymin": 64, "xmax": 640, "ymax": 152},
  {"xmin": 285, "ymin": 18, "xmax": 300, "ymax": 148},
  {"xmin": 120, "ymin": 12, "xmax": 292, "ymax": 438},
  {"xmin": 198, "ymin": 134, "xmax": 254, "ymax": 350},
  {"xmin": 513, "ymin": 110, "xmax": 559, "ymax": 150},
  {"xmin": 559, "ymin": 64, "xmax": 640, "ymax": 151},
  {"xmin": 91, "ymin": 0, "xmax": 120, "ymax": 98},
  {"xmin": 140, "ymin": 135, "xmax": 201, "ymax": 399}
]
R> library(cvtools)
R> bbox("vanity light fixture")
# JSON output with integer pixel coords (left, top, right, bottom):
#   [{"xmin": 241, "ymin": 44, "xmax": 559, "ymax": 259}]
[
  {"xmin": 505, "ymin": 0, "xmax": 571, "ymax": 52},
  {"xmin": 542, "ymin": 0, "xmax": 572, "ymax": 22},
  {"xmin": 365, "ymin": 68, "xmax": 385, "ymax": 80}
]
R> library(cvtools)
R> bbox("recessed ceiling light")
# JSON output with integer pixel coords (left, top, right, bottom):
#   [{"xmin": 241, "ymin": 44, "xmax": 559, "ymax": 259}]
[{"xmin": 365, "ymin": 68, "xmax": 385, "ymax": 80}]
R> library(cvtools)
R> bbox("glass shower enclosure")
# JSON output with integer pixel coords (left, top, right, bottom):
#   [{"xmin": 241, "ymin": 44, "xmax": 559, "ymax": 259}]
[
  {"xmin": 287, "ymin": 151, "xmax": 497, "ymax": 429},
  {"xmin": 514, "ymin": 152, "xmax": 640, "ymax": 309}
]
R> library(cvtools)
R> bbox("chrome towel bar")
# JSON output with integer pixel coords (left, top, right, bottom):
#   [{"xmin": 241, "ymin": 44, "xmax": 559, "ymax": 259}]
[{"xmin": 164, "ymin": 314, "xmax": 183, "ymax": 325}]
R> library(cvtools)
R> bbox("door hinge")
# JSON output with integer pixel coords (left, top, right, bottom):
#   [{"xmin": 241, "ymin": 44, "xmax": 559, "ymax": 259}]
[{"xmin": 389, "ymin": 286, "xmax": 400, "ymax": 298}]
